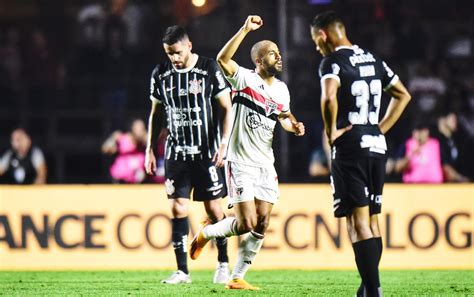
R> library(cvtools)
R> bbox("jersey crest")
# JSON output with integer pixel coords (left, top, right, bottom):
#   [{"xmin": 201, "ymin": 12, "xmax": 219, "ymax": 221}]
[
  {"xmin": 264, "ymin": 99, "xmax": 278, "ymax": 116},
  {"xmin": 188, "ymin": 78, "xmax": 203, "ymax": 95}
]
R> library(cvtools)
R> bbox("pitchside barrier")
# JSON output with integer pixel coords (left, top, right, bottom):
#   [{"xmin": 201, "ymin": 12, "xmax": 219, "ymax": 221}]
[{"xmin": 0, "ymin": 184, "xmax": 472, "ymax": 270}]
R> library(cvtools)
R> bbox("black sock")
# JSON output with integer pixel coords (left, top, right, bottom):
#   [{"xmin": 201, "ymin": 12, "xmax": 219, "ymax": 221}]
[
  {"xmin": 172, "ymin": 217, "xmax": 189, "ymax": 274},
  {"xmin": 352, "ymin": 238, "xmax": 381, "ymax": 297},
  {"xmin": 215, "ymin": 237, "xmax": 229, "ymax": 263},
  {"xmin": 357, "ymin": 237, "xmax": 383, "ymax": 296},
  {"xmin": 210, "ymin": 215, "xmax": 229, "ymax": 263}
]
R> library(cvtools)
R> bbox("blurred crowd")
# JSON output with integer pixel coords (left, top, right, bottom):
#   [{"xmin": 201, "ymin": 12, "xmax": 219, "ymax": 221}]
[{"xmin": 0, "ymin": 0, "xmax": 472, "ymax": 184}]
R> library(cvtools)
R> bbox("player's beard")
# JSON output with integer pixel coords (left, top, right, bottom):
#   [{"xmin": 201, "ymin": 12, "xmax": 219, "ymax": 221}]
[{"xmin": 264, "ymin": 61, "xmax": 282, "ymax": 76}]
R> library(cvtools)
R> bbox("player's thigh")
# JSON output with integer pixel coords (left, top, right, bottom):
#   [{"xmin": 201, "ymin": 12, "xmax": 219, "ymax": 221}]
[
  {"xmin": 225, "ymin": 161, "xmax": 258, "ymax": 207},
  {"xmin": 191, "ymin": 158, "xmax": 227, "ymax": 201},
  {"xmin": 164, "ymin": 159, "xmax": 192, "ymax": 199},
  {"xmin": 331, "ymin": 158, "xmax": 368, "ymax": 218},
  {"xmin": 254, "ymin": 165, "xmax": 280, "ymax": 205}
]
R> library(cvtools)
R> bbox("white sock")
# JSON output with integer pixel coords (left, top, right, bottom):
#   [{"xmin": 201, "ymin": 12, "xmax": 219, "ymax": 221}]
[
  {"xmin": 230, "ymin": 231, "xmax": 264, "ymax": 280},
  {"xmin": 203, "ymin": 217, "xmax": 238, "ymax": 239}
]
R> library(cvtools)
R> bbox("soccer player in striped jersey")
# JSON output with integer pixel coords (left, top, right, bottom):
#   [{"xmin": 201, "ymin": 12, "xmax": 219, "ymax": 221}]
[
  {"xmin": 311, "ymin": 11, "xmax": 411, "ymax": 296},
  {"xmin": 145, "ymin": 25, "xmax": 233, "ymax": 285},
  {"xmin": 190, "ymin": 15, "xmax": 305, "ymax": 290}
]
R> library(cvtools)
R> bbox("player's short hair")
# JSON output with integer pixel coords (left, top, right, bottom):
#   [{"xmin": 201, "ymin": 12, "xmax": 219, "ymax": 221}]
[
  {"xmin": 162, "ymin": 25, "xmax": 189, "ymax": 45},
  {"xmin": 250, "ymin": 40, "xmax": 274, "ymax": 65},
  {"xmin": 311, "ymin": 11, "xmax": 343, "ymax": 30}
]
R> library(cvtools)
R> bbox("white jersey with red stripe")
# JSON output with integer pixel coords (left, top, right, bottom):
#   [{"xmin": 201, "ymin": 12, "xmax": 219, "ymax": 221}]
[{"xmin": 225, "ymin": 66, "xmax": 290, "ymax": 166}]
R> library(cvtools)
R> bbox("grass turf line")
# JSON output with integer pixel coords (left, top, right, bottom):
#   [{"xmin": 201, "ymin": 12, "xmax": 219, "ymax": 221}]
[{"xmin": 0, "ymin": 270, "xmax": 472, "ymax": 296}]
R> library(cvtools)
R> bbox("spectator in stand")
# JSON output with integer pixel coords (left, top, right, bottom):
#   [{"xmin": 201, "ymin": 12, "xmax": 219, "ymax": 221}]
[
  {"xmin": 102, "ymin": 23, "xmax": 130, "ymax": 132},
  {"xmin": 395, "ymin": 122, "xmax": 443, "ymax": 183},
  {"xmin": 0, "ymin": 128, "xmax": 47, "ymax": 184},
  {"xmin": 101, "ymin": 118, "xmax": 147, "ymax": 183},
  {"xmin": 433, "ymin": 111, "xmax": 469, "ymax": 182},
  {"xmin": 408, "ymin": 64, "xmax": 446, "ymax": 122},
  {"xmin": 0, "ymin": 27, "xmax": 23, "ymax": 109},
  {"xmin": 24, "ymin": 29, "xmax": 60, "ymax": 109}
]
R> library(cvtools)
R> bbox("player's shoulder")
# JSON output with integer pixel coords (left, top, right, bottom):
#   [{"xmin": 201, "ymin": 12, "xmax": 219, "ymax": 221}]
[
  {"xmin": 196, "ymin": 55, "xmax": 218, "ymax": 69},
  {"xmin": 273, "ymin": 77, "xmax": 289, "ymax": 88},
  {"xmin": 152, "ymin": 61, "xmax": 173, "ymax": 77}
]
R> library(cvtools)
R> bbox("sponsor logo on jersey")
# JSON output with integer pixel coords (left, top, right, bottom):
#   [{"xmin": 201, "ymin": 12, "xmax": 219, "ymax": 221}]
[
  {"xmin": 188, "ymin": 78, "xmax": 203, "ymax": 95},
  {"xmin": 349, "ymin": 52, "xmax": 376, "ymax": 67},
  {"xmin": 172, "ymin": 112, "xmax": 203, "ymax": 127},
  {"xmin": 190, "ymin": 68, "xmax": 208, "ymax": 75},
  {"xmin": 246, "ymin": 113, "xmax": 273, "ymax": 131}
]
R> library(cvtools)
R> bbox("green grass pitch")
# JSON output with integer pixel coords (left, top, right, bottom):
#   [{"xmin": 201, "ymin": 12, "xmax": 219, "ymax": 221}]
[{"xmin": 1, "ymin": 270, "xmax": 472, "ymax": 296}]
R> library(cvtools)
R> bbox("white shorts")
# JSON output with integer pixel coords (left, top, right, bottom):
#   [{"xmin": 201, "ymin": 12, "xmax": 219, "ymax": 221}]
[{"xmin": 225, "ymin": 161, "xmax": 280, "ymax": 206}]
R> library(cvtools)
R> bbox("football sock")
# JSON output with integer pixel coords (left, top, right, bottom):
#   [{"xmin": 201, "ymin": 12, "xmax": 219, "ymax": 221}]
[
  {"xmin": 172, "ymin": 217, "xmax": 189, "ymax": 274},
  {"xmin": 230, "ymin": 231, "xmax": 264, "ymax": 280},
  {"xmin": 203, "ymin": 217, "xmax": 239, "ymax": 239},
  {"xmin": 352, "ymin": 238, "xmax": 381, "ymax": 297},
  {"xmin": 357, "ymin": 237, "xmax": 383, "ymax": 296},
  {"xmin": 211, "ymin": 215, "xmax": 229, "ymax": 263}
]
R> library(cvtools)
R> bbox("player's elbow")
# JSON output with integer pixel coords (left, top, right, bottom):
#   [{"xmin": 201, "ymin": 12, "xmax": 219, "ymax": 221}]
[
  {"xmin": 402, "ymin": 92, "xmax": 412, "ymax": 103},
  {"xmin": 216, "ymin": 53, "xmax": 227, "ymax": 66}
]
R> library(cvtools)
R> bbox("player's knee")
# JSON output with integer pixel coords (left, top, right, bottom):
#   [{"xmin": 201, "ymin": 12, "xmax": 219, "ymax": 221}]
[
  {"xmin": 238, "ymin": 218, "xmax": 256, "ymax": 234},
  {"xmin": 354, "ymin": 218, "xmax": 372, "ymax": 237},
  {"xmin": 171, "ymin": 203, "xmax": 188, "ymax": 218},
  {"xmin": 255, "ymin": 215, "xmax": 270, "ymax": 234},
  {"xmin": 204, "ymin": 202, "xmax": 223, "ymax": 222}
]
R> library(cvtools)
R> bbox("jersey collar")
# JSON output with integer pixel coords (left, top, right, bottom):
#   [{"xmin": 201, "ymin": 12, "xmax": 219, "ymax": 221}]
[
  {"xmin": 172, "ymin": 53, "xmax": 199, "ymax": 73},
  {"xmin": 335, "ymin": 44, "xmax": 358, "ymax": 51}
]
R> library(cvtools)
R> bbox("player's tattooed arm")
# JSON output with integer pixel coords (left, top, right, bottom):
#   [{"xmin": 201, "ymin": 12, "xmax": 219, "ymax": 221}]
[
  {"xmin": 379, "ymin": 80, "xmax": 411, "ymax": 134},
  {"xmin": 278, "ymin": 111, "xmax": 305, "ymax": 136},
  {"xmin": 217, "ymin": 15, "xmax": 263, "ymax": 77},
  {"xmin": 145, "ymin": 101, "xmax": 164, "ymax": 175},
  {"xmin": 320, "ymin": 77, "xmax": 351, "ymax": 146}
]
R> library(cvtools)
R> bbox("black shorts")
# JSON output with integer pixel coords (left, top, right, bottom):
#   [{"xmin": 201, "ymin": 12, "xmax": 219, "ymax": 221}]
[
  {"xmin": 330, "ymin": 157, "xmax": 386, "ymax": 218},
  {"xmin": 164, "ymin": 158, "xmax": 227, "ymax": 201}
]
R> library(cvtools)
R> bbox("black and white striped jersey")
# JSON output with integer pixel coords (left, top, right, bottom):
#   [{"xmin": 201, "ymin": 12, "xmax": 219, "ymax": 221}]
[{"xmin": 150, "ymin": 54, "xmax": 230, "ymax": 161}]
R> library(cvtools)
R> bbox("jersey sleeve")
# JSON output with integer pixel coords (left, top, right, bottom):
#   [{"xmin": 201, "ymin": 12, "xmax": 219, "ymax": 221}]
[
  {"xmin": 149, "ymin": 66, "xmax": 162, "ymax": 104},
  {"xmin": 281, "ymin": 83, "xmax": 291, "ymax": 113},
  {"xmin": 381, "ymin": 61, "xmax": 399, "ymax": 91},
  {"xmin": 31, "ymin": 147, "xmax": 45, "ymax": 169},
  {"xmin": 209, "ymin": 60, "xmax": 230, "ymax": 99},
  {"xmin": 0, "ymin": 150, "xmax": 12, "ymax": 172},
  {"xmin": 318, "ymin": 56, "xmax": 340, "ymax": 84},
  {"xmin": 224, "ymin": 65, "xmax": 251, "ymax": 91}
]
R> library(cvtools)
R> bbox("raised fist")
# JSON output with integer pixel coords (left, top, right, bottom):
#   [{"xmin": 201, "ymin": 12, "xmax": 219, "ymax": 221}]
[{"xmin": 243, "ymin": 15, "xmax": 263, "ymax": 32}]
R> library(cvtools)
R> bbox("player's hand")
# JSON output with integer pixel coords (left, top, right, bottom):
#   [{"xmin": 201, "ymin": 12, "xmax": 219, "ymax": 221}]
[
  {"xmin": 292, "ymin": 121, "xmax": 305, "ymax": 136},
  {"xmin": 212, "ymin": 143, "xmax": 227, "ymax": 168},
  {"xmin": 329, "ymin": 125, "xmax": 352, "ymax": 146},
  {"xmin": 243, "ymin": 15, "xmax": 263, "ymax": 32},
  {"xmin": 145, "ymin": 149, "xmax": 157, "ymax": 175}
]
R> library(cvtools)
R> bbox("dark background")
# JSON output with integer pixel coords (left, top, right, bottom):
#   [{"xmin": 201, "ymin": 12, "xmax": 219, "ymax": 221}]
[{"xmin": 0, "ymin": 0, "xmax": 472, "ymax": 183}]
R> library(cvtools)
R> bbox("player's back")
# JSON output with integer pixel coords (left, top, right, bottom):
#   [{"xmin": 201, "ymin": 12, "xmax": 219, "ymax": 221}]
[{"xmin": 319, "ymin": 45, "xmax": 399, "ymax": 160}]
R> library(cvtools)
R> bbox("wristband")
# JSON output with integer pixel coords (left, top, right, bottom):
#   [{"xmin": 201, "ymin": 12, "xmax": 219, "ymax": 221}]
[{"xmin": 220, "ymin": 137, "xmax": 229, "ymax": 145}]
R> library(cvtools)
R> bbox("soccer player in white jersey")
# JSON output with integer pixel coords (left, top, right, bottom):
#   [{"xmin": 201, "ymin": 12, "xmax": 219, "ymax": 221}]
[{"xmin": 189, "ymin": 15, "xmax": 305, "ymax": 290}]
